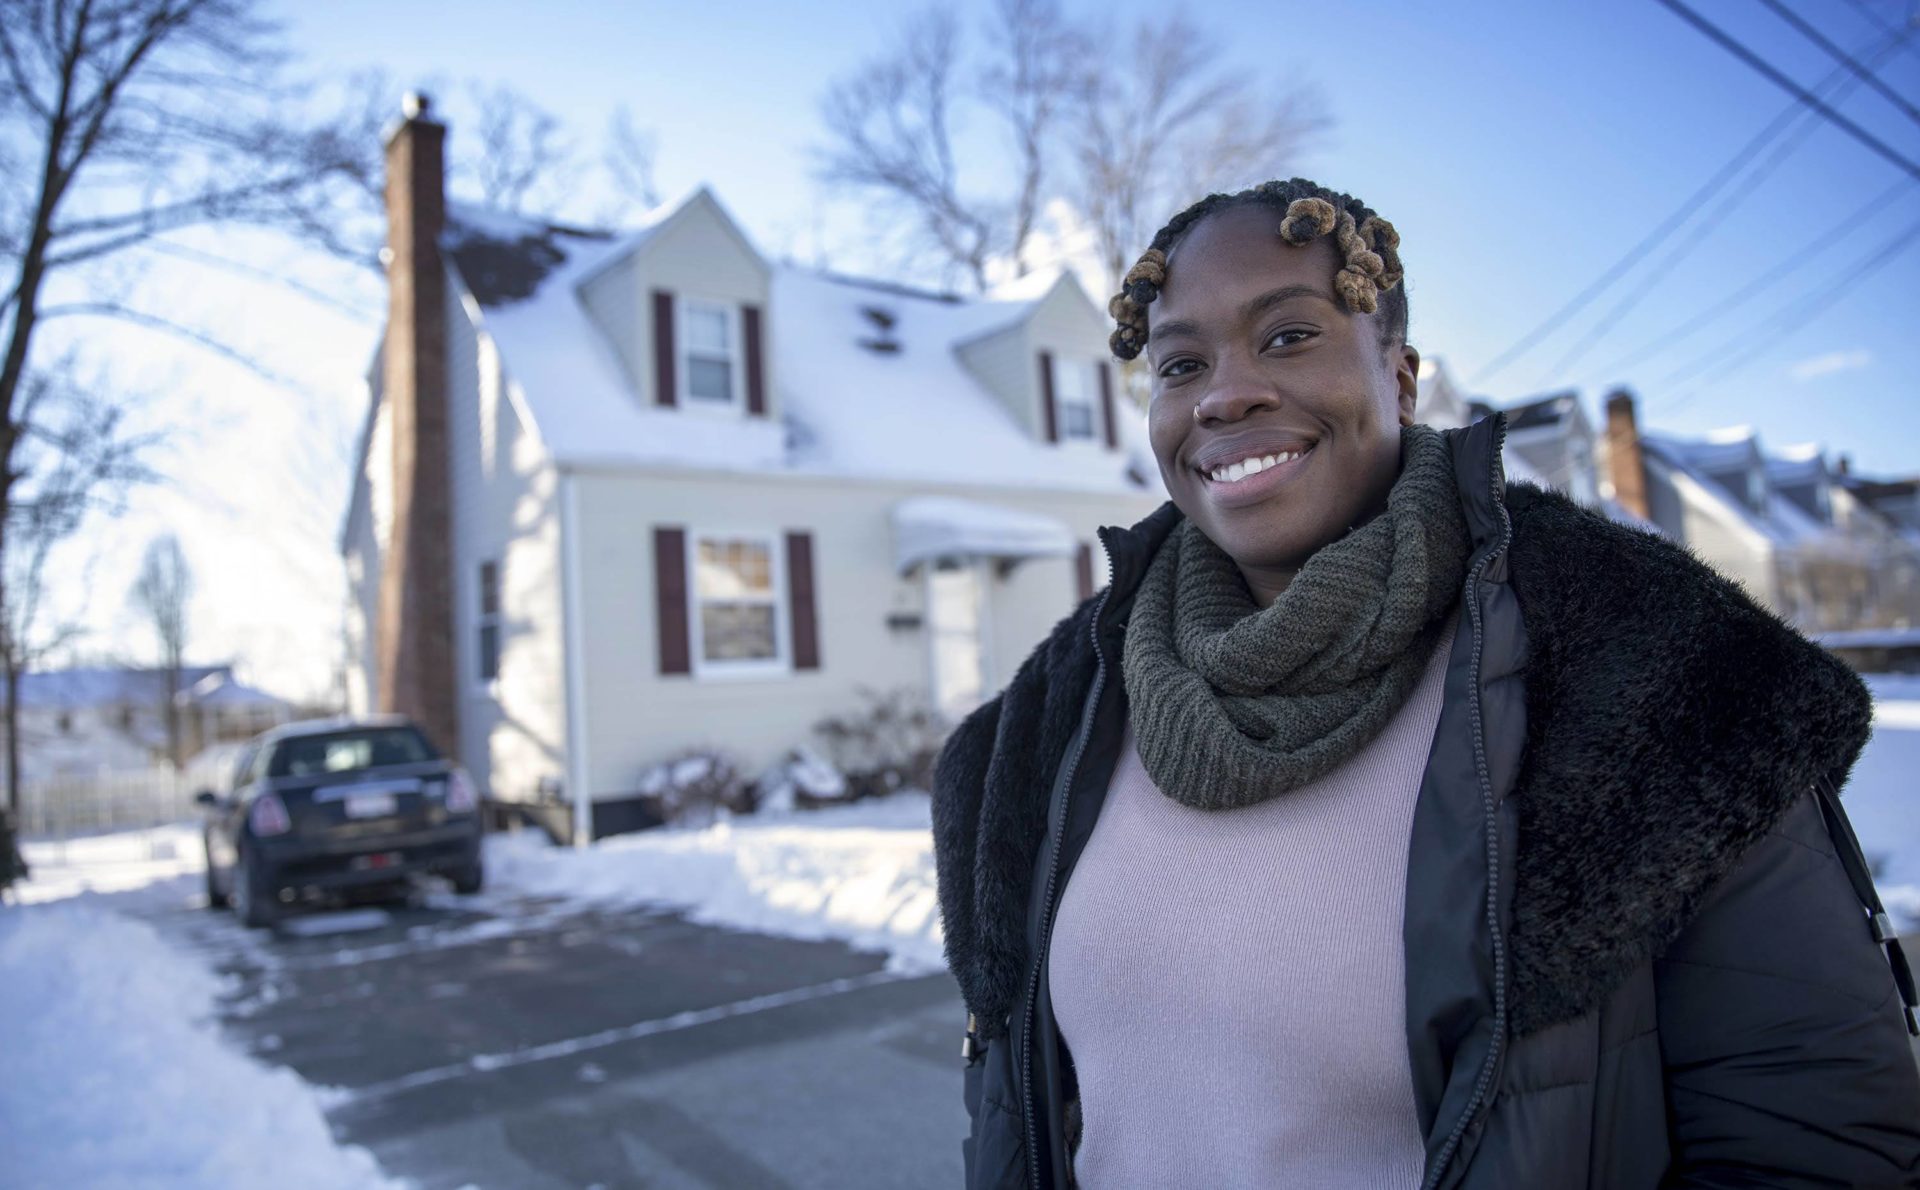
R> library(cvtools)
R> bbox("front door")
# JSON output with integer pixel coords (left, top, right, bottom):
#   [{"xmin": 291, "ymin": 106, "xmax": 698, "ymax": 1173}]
[{"xmin": 925, "ymin": 556, "xmax": 994, "ymax": 721}]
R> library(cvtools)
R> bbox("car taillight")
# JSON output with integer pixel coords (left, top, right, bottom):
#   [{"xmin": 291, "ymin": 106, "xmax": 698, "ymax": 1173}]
[
  {"xmin": 446, "ymin": 768, "xmax": 478, "ymax": 813},
  {"xmin": 249, "ymin": 791, "xmax": 292, "ymax": 837}
]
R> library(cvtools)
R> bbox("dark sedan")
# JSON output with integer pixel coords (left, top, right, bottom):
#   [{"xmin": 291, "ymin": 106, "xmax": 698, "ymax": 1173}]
[{"xmin": 198, "ymin": 716, "xmax": 485, "ymax": 927}]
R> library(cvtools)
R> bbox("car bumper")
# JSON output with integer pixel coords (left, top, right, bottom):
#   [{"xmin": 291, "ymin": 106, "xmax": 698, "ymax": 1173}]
[{"xmin": 255, "ymin": 821, "xmax": 482, "ymax": 891}]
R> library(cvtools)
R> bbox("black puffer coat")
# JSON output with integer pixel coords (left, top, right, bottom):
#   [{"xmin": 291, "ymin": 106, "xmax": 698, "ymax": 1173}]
[{"xmin": 931, "ymin": 412, "xmax": 1920, "ymax": 1189}]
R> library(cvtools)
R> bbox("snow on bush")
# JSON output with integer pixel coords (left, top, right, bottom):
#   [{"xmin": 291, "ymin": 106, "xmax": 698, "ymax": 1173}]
[
  {"xmin": 485, "ymin": 791, "xmax": 943, "ymax": 974},
  {"xmin": 752, "ymin": 744, "xmax": 850, "ymax": 814},
  {"xmin": 810, "ymin": 684, "xmax": 946, "ymax": 800},
  {"xmin": 0, "ymin": 904, "xmax": 400, "ymax": 1189},
  {"xmin": 634, "ymin": 748, "xmax": 753, "ymax": 825}
]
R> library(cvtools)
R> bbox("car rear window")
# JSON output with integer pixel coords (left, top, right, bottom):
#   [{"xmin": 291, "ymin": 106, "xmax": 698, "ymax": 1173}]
[{"xmin": 268, "ymin": 727, "xmax": 437, "ymax": 778}]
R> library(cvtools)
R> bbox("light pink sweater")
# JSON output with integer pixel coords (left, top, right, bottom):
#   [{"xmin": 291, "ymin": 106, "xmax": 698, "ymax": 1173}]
[{"xmin": 1048, "ymin": 607, "xmax": 1459, "ymax": 1189}]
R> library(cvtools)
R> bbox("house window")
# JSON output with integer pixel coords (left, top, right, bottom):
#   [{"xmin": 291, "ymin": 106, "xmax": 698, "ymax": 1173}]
[
  {"xmin": 57, "ymin": 712, "xmax": 73, "ymax": 734},
  {"xmin": 477, "ymin": 560, "xmax": 501, "ymax": 684},
  {"xmin": 1052, "ymin": 357, "xmax": 1097, "ymax": 441},
  {"xmin": 680, "ymin": 299, "xmax": 737, "ymax": 407},
  {"xmin": 689, "ymin": 532, "xmax": 786, "ymax": 673}
]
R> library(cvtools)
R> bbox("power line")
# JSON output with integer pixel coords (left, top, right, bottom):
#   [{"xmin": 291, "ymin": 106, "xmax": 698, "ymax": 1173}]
[
  {"xmin": 1756, "ymin": 0, "xmax": 1920, "ymax": 126},
  {"xmin": 1470, "ymin": 22, "xmax": 1908, "ymax": 386},
  {"xmin": 1838, "ymin": 0, "xmax": 1920, "ymax": 65},
  {"xmin": 1597, "ymin": 178, "xmax": 1912, "ymax": 377},
  {"xmin": 1655, "ymin": 211, "xmax": 1920, "ymax": 401},
  {"xmin": 1537, "ymin": 35, "xmax": 1910, "ymax": 382},
  {"xmin": 1653, "ymin": 0, "xmax": 1920, "ymax": 182}
]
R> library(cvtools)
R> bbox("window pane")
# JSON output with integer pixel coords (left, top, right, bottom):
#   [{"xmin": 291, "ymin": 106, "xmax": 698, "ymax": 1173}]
[
  {"xmin": 1052, "ymin": 357, "xmax": 1087, "ymax": 404},
  {"xmin": 683, "ymin": 305, "xmax": 729, "ymax": 354},
  {"xmin": 696, "ymin": 539, "xmax": 772, "ymax": 598},
  {"xmin": 689, "ymin": 357, "xmax": 733, "ymax": 402},
  {"xmin": 479, "ymin": 622, "xmax": 500, "ymax": 682},
  {"xmin": 479, "ymin": 561, "xmax": 499, "ymax": 616},
  {"xmin": 701, "ymin": 602, "xmax": 777, "ymax": 661},
  {"xmin": 1062, "ymin": 401, "xmax": 1094, "ymax": 439}
]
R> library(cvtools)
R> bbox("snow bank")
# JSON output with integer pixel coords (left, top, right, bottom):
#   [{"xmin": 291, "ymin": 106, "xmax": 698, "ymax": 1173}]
[
  {"xmin": 14, "ymin": 822, "xmax": 206, "ymax": 907},
  {"xmin": 485, "ymin": 792, "xmax": 944, "ymax": 974},
  {"xmin": 1856, "ymin": 676, "xmax": 1920, "ymax": 929},
  {"xmin": 0, "ymin": 904, "xmax": 400, "ymax": 1189}
]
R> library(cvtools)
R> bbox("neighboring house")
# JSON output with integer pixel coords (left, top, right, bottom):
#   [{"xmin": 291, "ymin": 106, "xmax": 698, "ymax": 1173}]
[
  {"xmin": 340, "ymin": 97, "xmax": 1166, "ymax": 839},
  {"xmin": 1, "ymin": 665, "xmax": 291, "ymax": 784},
  {"xmin": 1416, "ymin": 357, "xmax": 1476, "ymax": 431},
  {"xmin": 1599, "ymin": 391, "xmax": 1919, "ymax": 632}
]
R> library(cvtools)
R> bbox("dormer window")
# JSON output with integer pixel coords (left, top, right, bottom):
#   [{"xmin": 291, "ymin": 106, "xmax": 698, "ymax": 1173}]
[
  {"xmin": 680, "ymin": 298, "xmax": 738, "ymax": 408},
  {"xmin": 1052, "ymin": 357, "xmax": 1097, "ymax": 442}
]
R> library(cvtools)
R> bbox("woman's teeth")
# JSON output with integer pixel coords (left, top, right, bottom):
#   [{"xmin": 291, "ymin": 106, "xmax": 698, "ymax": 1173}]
[{"xmin": 1206, "ymin": 446, "xmax": 1311, "ymax": 484}]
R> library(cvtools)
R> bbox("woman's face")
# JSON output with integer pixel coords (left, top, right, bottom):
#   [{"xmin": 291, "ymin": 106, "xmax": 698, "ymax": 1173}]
[{"xmin": 1144, "ymin": 204, "xmax": 1420, "ymax": 604}]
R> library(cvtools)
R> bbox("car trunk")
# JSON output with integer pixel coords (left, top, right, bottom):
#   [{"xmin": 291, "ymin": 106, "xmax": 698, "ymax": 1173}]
[{"xmin": 271, "ymin": 761, "xmax": 454, "ymax": 844}]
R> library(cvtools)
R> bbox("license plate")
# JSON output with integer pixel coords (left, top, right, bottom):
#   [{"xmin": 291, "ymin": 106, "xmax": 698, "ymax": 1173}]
[
  {"xmin": 345, "ymin": 792, "xmax": 397, "ymax": 819},
  {"xmin": 351, "ymin": 851, "xmax": 403, "ymax": 870}
]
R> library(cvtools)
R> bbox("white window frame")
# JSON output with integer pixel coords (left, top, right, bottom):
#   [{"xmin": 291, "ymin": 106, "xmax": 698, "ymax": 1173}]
[
  {"xmin": 1051, "ymin": 355, "xmax": 1100, "ymax": 445},
  {"xmin": 475, "ymin": 558, "xmax": 502, "ymax": 693},
  {"xmin": 686, "ymin": 527, "xmax": 790, "ymax": 680},
  {"xmin": 676, "ymin": 296, "xmax": 744, "ymax": 414}
]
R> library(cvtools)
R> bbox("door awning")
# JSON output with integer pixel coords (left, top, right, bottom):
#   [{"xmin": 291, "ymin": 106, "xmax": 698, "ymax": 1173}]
[{"xmin": 891, "ymin": 496, "xmax": 1077, "ymax": 575}]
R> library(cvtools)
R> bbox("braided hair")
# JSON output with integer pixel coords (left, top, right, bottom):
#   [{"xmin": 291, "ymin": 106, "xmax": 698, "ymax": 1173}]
[{"xmin": 1108, "ymin": 177, "xmax": 1407, "ymax": 361}]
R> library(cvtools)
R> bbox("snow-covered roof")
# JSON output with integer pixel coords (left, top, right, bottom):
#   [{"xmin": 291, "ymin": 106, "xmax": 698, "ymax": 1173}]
[
  {"xmin": 7, "ymin": 666, "xmax": 279, "ymax": 710},
  {"xmin": 890, "ymin": 496, "xmax": 1077, "ymax": 575},
  {"xmin": 1642, "ymin": 430, "xmax": 1844, "ymax": 550},
  {"xmin": 435, "ymin": 190, "xmax": 1161, "ymax": 496}
]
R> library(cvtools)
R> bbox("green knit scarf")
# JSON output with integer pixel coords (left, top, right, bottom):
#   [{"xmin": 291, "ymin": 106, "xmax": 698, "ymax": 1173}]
[{"xmin": 1121, "ymin": 422, "xmax": 1472, "ymax": 811}]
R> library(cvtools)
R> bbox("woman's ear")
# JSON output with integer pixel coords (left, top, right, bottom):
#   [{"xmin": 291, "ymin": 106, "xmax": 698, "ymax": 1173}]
[{"xmin": 1395, "ymin": 344, "xmax": 1421, "ymax": 426}]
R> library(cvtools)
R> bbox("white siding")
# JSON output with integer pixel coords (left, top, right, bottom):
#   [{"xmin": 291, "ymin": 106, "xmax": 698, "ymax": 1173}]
[
  {"xmin": 341, "ymin": 384, "xmax": 390, "ymax": 718},
  {"xmin": 447, "ymin": 282, "xmax": 568, "ymax": 801},
  {"xmin": 569, "ymin": 468, "xmax": 1159, "ymax": 799}
]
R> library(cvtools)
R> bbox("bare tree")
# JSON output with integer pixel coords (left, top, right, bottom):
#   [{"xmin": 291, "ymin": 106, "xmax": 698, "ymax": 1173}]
[
  {"xmin": 130, "ymin": 533, "xmax": 192, "ymax": 770},
  {"xmin": 604, "ymin": 103, "xmax": 661, "ymax": 214},
  {"xmin": 815, "ymin": 4, "xmax": 1328, "ymax": 295},
  {"xmin": 817, "ymin": 7, "xmax": 999, "ymax": 291},
  {"xmin": 0, "ymin": 364, "xmax": 154, "ymax": 815},
  {"xmin": 1070, "ymin": 14, "xmax": 1330, "ymax": 292},
  {"xmin": 462, "ymin": 82, "xmax": 578, "ymax": 215},
  {"xmin": 980, "ymin": 0, "xmax": 1086, "ymax": 278}
]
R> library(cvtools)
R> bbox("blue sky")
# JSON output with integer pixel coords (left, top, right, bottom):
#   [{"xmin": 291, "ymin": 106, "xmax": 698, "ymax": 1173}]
[{"xmin": 45, "ymin": 0, "xmax": 1920, "ymax": 697}]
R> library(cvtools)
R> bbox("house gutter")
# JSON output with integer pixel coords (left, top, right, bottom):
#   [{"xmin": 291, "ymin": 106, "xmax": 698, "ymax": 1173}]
[{"xmin": 558, "ymin": 466, "xmax": 592, "ymax": 849}]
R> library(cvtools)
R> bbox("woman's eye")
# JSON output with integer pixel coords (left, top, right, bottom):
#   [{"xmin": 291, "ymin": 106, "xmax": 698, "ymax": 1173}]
[
  {"xmin": 1266, "ymin": 328, "xmax": 1313, "ymax": 349},
  {"xmin": 1158, "ymin": 358, "xmax": 1201, "ymax": 379}
]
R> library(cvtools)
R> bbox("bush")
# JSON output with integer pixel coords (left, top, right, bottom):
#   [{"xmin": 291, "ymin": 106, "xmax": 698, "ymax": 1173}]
[
  {"xmin": 635, "ymin": 748, "xmax": 753, "ymax": 826},
  {"xmin": 810, "ymin": 684, "xmax": 946, "ymax": 801},
  {"xmin": 751, "ymin": 744, "xmax": 850, "ymax": 814}
]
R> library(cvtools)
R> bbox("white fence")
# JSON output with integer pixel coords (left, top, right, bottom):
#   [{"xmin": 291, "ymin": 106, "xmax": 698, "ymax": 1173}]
[{"xmin": 16, "ymin": 767, "xmax": 202, "ymax": 836}]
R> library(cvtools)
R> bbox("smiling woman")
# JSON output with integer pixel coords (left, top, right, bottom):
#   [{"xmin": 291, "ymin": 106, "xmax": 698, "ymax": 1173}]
[{"xmin": 931, "ymin": 176, "xmax": 1920, "ymax": 1190}]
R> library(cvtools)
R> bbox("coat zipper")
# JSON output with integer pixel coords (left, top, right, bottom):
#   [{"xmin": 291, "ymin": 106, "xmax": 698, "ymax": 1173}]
[
  {"xmin": 1021, "ymin": 575, "xmax": 1113, "ymax": 1189},
  {"xmin": 1421, "ymin": 416, "xmax": 1514, "ymax": 1190}
]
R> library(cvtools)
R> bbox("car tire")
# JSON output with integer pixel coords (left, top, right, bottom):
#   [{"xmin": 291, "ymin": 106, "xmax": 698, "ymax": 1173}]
[
  {"xmin": 450, "ymin": 862, "xmax": 484, "ymax": 896},
  {"xmin": 203, "ymin": 837, "xmax": 229, "ymax": 910},
  {"xmin": 233, "ymin": 844, "xmax": 279, "ymax": 929}
]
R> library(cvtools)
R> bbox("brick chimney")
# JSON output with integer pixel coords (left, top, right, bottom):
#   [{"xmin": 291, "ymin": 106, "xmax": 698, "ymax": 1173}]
[
  {"xmin": 374, "ymin": 92, "xmax": 459, "ymax": 759},
  {"xmin": 1604, "ymin": 388, "xmax": 1650, "ymax": 522}
]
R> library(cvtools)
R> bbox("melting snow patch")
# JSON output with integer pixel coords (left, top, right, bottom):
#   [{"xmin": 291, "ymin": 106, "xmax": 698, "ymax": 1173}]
[{"xmin": 278, "ymin": 908, "xmax": 393, "ymax": 938}]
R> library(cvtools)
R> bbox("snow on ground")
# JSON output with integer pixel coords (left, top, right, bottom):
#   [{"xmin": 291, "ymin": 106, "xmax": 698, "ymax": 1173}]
[
  {"xmin": 0, "ymin": 903, "xmax": 401, "ymax": 1190},
  {"xmin": 1856, "ymin": 676, "xmax": 1920, "ymax": 929},
  {"xmin": 484, "ymin": 790, "xmax": 945, "ymax": 974},
  {"xmin": 13, "ymin": 822, "xmax": 206, "ymax": 907}
]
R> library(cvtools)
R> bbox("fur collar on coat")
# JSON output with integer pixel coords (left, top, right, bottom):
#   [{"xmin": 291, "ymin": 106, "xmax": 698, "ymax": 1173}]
[{"xmin": 931, "ymin": 480, "xmax": 1876, "ymax": 1040}]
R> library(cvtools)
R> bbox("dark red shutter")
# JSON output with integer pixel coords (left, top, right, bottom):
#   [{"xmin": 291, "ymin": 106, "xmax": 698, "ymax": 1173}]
[
  {"xmin": 786, "ymin": 530, "xmax": 819, "ymax": 670},
  {"xmin": 1075, "ymin": 542, "xmax": 1094, "ymax": 602},
  {"xmin": 1037, "ymin": 350, "xmax": 1058, "ymax": 443},
  {"xmin": 743, "ymin": 303, "xmax": 767, "ymax": 416},
  {"xmin": 654, "ymin": 526, "xmax": 690, "ymax": 674},
  {"xmin": 1097, "ymin": 362, "xmax": 1118, "ymax": 450},
  {"xmin": 651, "ymin": 289, "xmax": 677, "ymax": 407}
]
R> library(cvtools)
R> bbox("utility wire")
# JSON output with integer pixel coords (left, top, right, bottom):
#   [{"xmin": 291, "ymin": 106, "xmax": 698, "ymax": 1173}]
[
  {"xmin": 1756, "ymin": 0, "xmax": 1920, "ymax": 127},
  {"xmin": 1656, "ymin": 211, "xmax": 1920, "ymax": 398},
  {"xmin": 1597, "ymin": 177, "xmax": 1912, "ymax": 377},
  {"xmin": 1838, "ymin": 0, "xmax": 1920, "ymax": 65},
  {"xmin": 1470, "ymin": 22, "xmax": 1906, "ymax": 386},
  {"xmin": 1653, "ymin": 0, "xmax": 1920, "ymax": 182},
  {"xmin": 1537, "ymin": 34, "xmax": 1910, "ymax": 381}
]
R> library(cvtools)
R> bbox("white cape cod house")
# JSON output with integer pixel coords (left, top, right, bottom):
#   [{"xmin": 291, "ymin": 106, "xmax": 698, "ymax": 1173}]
[{"xmin": 340, "ymin": 100, "xmax": 1164, "ymax": 838}]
